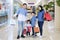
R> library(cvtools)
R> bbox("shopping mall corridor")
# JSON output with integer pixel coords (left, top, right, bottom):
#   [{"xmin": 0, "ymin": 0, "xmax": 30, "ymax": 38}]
[{"xmin": 0, "ymin": 20, "xmax": 60, "ymax": 40}]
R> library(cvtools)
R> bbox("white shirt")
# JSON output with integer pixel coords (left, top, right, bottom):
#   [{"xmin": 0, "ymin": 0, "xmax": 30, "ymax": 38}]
[
  {"xmin": 26, "ymin": 24, "xmax": 32, "ymax": 27},
  {"xmin": 18, "ymin": 14, "xmax": 27, "ymax": 21}
]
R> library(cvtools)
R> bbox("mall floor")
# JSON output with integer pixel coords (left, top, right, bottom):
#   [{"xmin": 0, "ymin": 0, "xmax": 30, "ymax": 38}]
[{"xmin": 0, "ymin": 20, "xmax": 60, "ymax": 40}]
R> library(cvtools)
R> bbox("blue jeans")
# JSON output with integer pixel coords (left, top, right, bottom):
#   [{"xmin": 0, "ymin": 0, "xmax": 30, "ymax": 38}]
[{"xmin": 18, "ymin": 21, "xmax": 25, "ymax": 36}]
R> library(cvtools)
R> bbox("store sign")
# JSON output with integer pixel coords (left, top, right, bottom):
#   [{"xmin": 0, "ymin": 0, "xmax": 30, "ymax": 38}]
[{"xmin": 28, "ymin": 3, "xmax": 34, "ymax": 4}]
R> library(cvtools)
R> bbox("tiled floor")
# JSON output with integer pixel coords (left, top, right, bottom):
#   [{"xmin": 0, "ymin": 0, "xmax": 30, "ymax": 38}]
[{"xmin": 0, "ymin": 20, "xmax": 60, "ymax": 40}]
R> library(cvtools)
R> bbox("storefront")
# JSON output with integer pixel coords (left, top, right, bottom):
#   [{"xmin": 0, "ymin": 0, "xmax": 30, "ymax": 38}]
[{"xmin": 0, "ymin": 0, "xmax": 8, "ymax": 26}]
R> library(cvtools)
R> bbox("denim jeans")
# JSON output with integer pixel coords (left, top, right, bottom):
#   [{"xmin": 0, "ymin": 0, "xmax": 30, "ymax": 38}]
[
  {"xmin": 38, "ymin": 21, "xmax": 44, "ymax": 36},
  {"xmin": 18, "ymin": 21, "xmax": 25, "ymax": 36}
]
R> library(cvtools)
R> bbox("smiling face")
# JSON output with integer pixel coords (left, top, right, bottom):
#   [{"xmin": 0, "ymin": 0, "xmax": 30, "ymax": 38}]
[
  {"xmin": 38, "ymin": 7, "xmax": 41, "ymax": 10},
  {"xmin": 23, "ymin": 3, "xmax": 27, "ymax": 9},
  {"xmin": 23, "ymin": 5, "xmax": 27, "ymax": 9},
  {"xmin": 27, "ymin": 21, "xmax": 30, "ymax": 24},
  {"xmin": 31, "ymin": 12, "xmax": 35, "ymax": 16}
]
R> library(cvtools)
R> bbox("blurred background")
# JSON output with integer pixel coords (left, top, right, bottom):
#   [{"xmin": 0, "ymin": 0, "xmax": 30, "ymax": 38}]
[{"xmin": 0, "ymin": 0, "xmax": 60, "ymax": 40}]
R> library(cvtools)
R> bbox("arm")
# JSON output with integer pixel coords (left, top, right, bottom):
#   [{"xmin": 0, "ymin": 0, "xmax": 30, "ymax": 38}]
[
  {"xmin": 37, "ymin": 12, "xmax": 39, "ymax": 18},
  {"xmin": 25, "ymin": 10, "xmax": 28, "ymax": 16},
  {"xmin": 42, "ymin": 10, "xmax": 45, "ymax": 18},
  {"xmin": 13, "ymin": 13, "xmax": 17, "ymax": 17},
  {"xmin": 13, "ymin": 9, "xmax": 20, "ymax": 17}
]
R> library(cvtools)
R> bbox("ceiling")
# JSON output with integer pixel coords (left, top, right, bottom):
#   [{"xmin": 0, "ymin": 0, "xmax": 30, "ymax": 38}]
[
  {"xmin": 15, "ymin": 0, "xmax": 41, "ymax": 6},
  {"xmin": 14, "ymin": 0, "xmax": 54, "ymax": 6}
]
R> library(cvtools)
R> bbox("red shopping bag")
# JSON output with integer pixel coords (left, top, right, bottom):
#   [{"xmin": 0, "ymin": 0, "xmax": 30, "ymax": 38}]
[
  {"xmin": 27, "ymin": 26, "xmax": 32, "ymax": 32},
  {"xmin": 23, "ymin": 27, "xmax": 27, "ymax": 34},
  {"xmin": 44, "ymin": 12, "xmax": 52, "ymax": 21},
  {"xmin": 23, "ymin": 29, "xmax": 27, "ymax": 36}
]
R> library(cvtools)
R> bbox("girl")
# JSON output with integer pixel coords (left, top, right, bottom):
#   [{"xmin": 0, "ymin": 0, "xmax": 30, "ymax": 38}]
[{"xmin": 26, "ymin": 20, "xmax": 32, "ymax": 36}]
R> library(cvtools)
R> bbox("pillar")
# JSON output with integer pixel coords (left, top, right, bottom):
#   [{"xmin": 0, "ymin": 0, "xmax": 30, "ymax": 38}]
[
  {"xmin": 55, "ymin": 0, "xmax": 60, "ymax": 28},
  {"xmin": 7, "ymin": 0, "xmax": 14, "ymax": 40}
]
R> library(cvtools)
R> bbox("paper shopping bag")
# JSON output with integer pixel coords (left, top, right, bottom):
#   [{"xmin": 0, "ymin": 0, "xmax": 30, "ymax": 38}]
[{"xmin": 34, "ymin": 27, "xmax": 40, "ymax": 33}]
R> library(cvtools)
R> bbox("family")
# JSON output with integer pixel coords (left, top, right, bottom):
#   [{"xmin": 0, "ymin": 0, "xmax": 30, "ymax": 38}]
[{"xmin": 14, "ymin": 3, "xmax": 45, "ymax": 39}]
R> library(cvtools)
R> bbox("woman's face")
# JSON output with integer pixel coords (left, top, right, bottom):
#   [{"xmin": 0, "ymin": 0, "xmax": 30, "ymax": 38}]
[{"xmin": 38, "ymin": 7, "xmax": 41, "ymax": 10}]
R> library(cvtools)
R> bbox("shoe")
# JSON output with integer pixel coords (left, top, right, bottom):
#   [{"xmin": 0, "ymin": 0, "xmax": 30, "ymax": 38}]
[
  {"xmin": 21, "ymin": 35, "xmax": 25, "ymax": 38},
  {"xmin": 32, "ymin": 34, "xmax": 34, "ymax": 36},
  {"xmin": 35, "ymin": 35, "xmax": 37, "ymax": 36},
  {"xmin": 17, "ymin": 35, "xmax": 20, "ymax": 39},
  {"xmin": 39, "ymin": 36, "xmax": 43, "ymax": 38}
]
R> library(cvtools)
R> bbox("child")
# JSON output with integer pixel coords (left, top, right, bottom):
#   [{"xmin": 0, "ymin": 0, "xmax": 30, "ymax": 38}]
[
  {"xmin": 26, "ymin": 20, "xmax": 32, "ymax": 36},
  {"xmin": 31, "ymin": 12, "xmax": 37, "ymax": 36}
]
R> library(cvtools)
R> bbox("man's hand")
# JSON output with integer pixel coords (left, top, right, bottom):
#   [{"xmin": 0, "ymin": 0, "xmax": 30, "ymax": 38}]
[{"xmin": 13, "ymin": 13, "xmax": 17, "ymax": 19}]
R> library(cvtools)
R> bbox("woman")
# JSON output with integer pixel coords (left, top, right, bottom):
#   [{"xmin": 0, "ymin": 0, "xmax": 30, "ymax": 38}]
[{"xmin": 37, "ymin": 5, "xmax": 45, "ymax": 38}]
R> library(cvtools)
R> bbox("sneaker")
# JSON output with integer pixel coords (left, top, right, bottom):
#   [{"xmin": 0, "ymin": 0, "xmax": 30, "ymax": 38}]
[
  {"xmin": 21, "ymin": 35, "xmax": 25, "ymax": 38},
  {"xmin": 20, "ymin": 38, "xmax": 22, "ymax": 40},
  {"xmin": 39, "ymin": 36, "xmax": 43, "ymax": 38},
  {"xmin": 17, "ymin": 35, "xmax": 20, "ymax": 39},
  {"xmin": 32, "ymin": 34, "xmax": 34, "ymax": 36},
  {"xmin": 35, "ymin": 35, "xmax": 37, "ymax": 36}
]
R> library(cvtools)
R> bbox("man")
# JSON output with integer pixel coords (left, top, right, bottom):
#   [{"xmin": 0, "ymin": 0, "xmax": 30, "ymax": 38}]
[{"xmin": 14, "ymin": 3, "xmax": 27, "ymax": 39}]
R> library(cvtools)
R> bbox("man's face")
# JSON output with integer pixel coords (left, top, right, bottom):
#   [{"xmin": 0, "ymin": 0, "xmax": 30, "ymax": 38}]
[{"xmin": 23, "ymin": 5, "xmax": 27, "ymax": 9}]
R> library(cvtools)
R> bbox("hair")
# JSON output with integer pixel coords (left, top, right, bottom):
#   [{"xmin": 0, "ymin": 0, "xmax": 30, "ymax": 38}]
[
  {"xmin": 23, "ymin": 3, "xmax": 27, "ymax": 6},
  {"xmin": 27, "ymin": 20, "xmax": 31, "ymax": 24},
  {"xmin": 38, "ymin": 5, "xmax": 44, "ymax": 12}
]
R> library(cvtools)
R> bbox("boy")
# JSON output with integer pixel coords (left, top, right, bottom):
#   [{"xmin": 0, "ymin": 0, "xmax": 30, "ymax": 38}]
[{"xmin": 31, "ymin": 12, "xmax": 37, "ymax": 36}]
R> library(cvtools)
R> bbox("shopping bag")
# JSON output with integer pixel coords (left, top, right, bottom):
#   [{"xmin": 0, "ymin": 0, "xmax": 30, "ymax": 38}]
[
  {"xmin": 44, "ymin": 12, "xmax": 52, "ymax": 21},
  {"xmin": 23, "ymin": 29, "xmax": 27, "ymax": 34},
  {"xmin": 34, "ymin": 27, "xmax": 40, "ymax": 33},
  {"xmin": 23, "ymin": 27, "xmax": 27, "ymax": 36},
  {"xmin": 34, "ymin": 19, "xmax": 40, "ymax": 33},
  {"xmin": 10, "ymin": 18, "xmax": 16, "ymax": 25}
]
